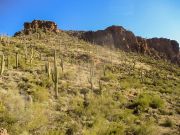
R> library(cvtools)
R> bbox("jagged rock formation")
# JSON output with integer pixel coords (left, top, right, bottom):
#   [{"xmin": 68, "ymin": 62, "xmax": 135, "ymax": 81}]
[
  {"xmin": 14, "ymin": 20, "xmax": 60, "ymax": 36},
  {"xmin": 70, "ymin": 25, "xmax": 180, "ymax": 65}
]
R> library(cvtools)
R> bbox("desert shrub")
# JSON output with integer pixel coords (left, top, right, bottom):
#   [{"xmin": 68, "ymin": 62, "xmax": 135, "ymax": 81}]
[
  {"xmin": 65, "ymin": 122, "xmax": 81, "ymax": 135},
  {"xmin": 60, "ymin": 70, "xmax": 76, "ymax": 80},
  {"xmin": 150, "ymin": 95, "xmax": 164, "ymax": 109},
  {"xmin": 0, "ymin": 90, "xmax": 49, "ymax": 134},
  {"xmin": 130, "ymin": 122, "xmax": 156, "ymax": 135},
  {"xmin": 131, "ymin": 93, "xmax": 164, "ymax": 112},
  {"xmin": 159, "ymin": 87, "xmax": 173, "ymax": 94},
  {"xmin": 119, "ymin": 76, "xmax": 142, "ymax": 90},
  {"xmin": 112, "ymin": 92, "xmax": 127, "ymax": 105},
  {"xmin": 18, "ymin": 82, "xmax": 33, "ymax": 91},
  {"xmin": 135, "ymin": 94, "xmax": 151, "ymax": 109},
  {"xmin": 44, "ymin": 130, "xmax": 64, "ymax": 135},
  {"xmin": 98, "ymin": 122, "xmax": 125, "ymax": 135},
  {"xmin": 68, "ymin": 96, "xmax": 84, "ymax": 116},
  {"xmin": 162, "ymin": 118, "xmax": 174, "ymax": 127},
  {"xmin": 39, "ymin": 75, "xmax": 53, "ymax": 88},
  {"xmin": 31, "ymin": 86, "xmax": 50, "ymax": 102},
  {"xmin": 106, "ymin": 109, "xmax": 137, "ymax": 125},
  {"xmin": 100, "ymin": 72, "xmax": 117, "ymax": 82}
]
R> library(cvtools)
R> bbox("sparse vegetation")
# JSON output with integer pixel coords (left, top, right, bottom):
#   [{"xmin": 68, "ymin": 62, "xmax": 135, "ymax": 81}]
[{"xmin": 0, "ymin": 30, "xmax": 179, "ymax": 135}]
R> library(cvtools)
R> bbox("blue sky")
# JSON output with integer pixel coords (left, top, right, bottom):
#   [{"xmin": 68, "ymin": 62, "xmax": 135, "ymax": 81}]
[{"xmin": 0, "ymin": 0, "xmax": 180, "ymax": 43}]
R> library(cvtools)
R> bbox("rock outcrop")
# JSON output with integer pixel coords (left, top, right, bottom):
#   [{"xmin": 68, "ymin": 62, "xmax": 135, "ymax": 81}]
[
  {"xmin": 15, "ymin": 20, "xmax": 59, "ymax": 36},
  {"xmin": 70, "ymin": 25, "xmax": 180, "ymax": 65}
]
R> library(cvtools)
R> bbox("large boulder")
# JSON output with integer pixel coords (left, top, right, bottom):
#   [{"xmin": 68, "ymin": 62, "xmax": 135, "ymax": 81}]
[{"xmin": 15, "ymin": 20, "xmax": 59, "ymax": 36}]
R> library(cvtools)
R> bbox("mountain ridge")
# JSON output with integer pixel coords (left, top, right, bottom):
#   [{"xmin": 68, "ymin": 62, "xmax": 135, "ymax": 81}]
[
  {"xmin": 14, "ymin": 20, "xmax": 180, "ymax": 65},
  {"xmin": 68, "ymin": 25, "xmax": 180, "ymax": 65}
]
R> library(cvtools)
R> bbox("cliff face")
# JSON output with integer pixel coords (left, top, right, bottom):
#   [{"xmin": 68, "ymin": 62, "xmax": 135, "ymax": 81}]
[
  {"xmin": 73, "ymin": 25, "xmax": 179, "ymax": 65},
  {"xmin": 79, "ymin": 26, "xmax": 137, "ymax": 51},
  {"xmin": 14, "ymin": 20, "xmax": 59, "ymax": 36}
]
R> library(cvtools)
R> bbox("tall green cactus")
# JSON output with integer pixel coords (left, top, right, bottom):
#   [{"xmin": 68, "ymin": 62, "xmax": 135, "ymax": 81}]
[
  {"xmin": 15, "ymin": 52, "xmax": 19, "ymax": 69},
  {"xmin": 139, "ymin": 68, "xmax": 145, "ymax": 83},
  {"xmin": 60, "ymin": 55, "xmax": 64, "ymax": 73},
  {"xmin": 103, "ymin": 64, "xmax": 106, "ymax": 76},
  {"xmin": 98, "ymin": 79, "xmax": 102, "ymax": 91},
  {"xmin": 52, "ymin": 50, "xmax": 59, "ymax": 98},
  {"xmin": 24, "ymin": 44, "xmax": 28, "ymax": 64},
  {"xmin": 6, "ymin": 54, "xmax": 9, "ymax": 69},
  {"xmin": 45, "ymin": 61, "xmax": 51, "ymax": 78},
  {"xmin": 88, "ymin": 63, "xmax": 94, "ymax": 90},
  {"xmin": 0, "ymin": 54, "xmax": 5, "ymax": 75},
  {"xmin": 30, "ymin": 46, "xmax": 34, "ymax": 65}
]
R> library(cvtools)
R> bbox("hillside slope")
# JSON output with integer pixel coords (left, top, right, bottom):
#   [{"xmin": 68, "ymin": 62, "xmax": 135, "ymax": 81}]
[
  {"xmin": 0, "ymin": 24, "xmax": 180, "ymax": 135},
  {"xmin": 68, "ymin": 25, "xmax": 180, "ymax": 65}
]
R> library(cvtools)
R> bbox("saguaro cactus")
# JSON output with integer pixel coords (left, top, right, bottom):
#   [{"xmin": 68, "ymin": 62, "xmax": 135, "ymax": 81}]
[
  {"xmin": 103, "ymin": 64, "xmax": 106, "ymax": 76},
  {"xmin": 98, "ymin": 79, "xmax": 102, "ymax": 91},
  {"xmin": 60, "ymin": 55, "xmax": 64, "ymax": 73},
  {"xmin": 139, "ymin": 68, "xmax": 145, "ymax": 83},
  {"xmin": 45, "ymin": 61, "xmax": 51, "ymax": 78},
  {"xmin": 24, "ymin": 44, "xmax": 28, "ymax": 64},
  {"xmin": 88, "ymin": 63, "xmax": 94, "ymax": 90},
  {"xmin": 30, "ymin": 46, "xmax": 34, "ymax": 65},
  {"xmin": 6, "ymin": 54, "xmax": 9, "ymax": 69},
  {"xmin": 51, "ymin": 50, "xmax": 59, "ymax": 98},
  {"xmin": 15, "ymin": 52, "xmax": 19, "ymax": 69},
  {"xmin": 0, "ymin": 54, "xmax": 5, "ymax": 75},
  {"xmin": 151, "ymin": 70, "xmax": 158, "ymax": 86}
]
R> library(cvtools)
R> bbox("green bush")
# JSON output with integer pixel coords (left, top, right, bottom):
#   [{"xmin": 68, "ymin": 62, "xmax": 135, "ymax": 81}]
[
  {"xmin": 131, "ymin": 122, "xmax": 155, "ymax": 135},
  {"xmin": 150, "ymin": 95, "xmax": 164, "ymax": 109},
  {"xmin": 162, "ymin": 118, "xmax": 173, "ymax": 127},
  {"xmin": 99, "ymin": 122, "xmax": 125, "ymax": 135},
  {"xmin": 44, "ymin": 130, "xmax": 64, "ymax": 135},
  {"xmin": 100, "ymin": 72, "xmax": 117, "ymax": 82},
  {"xmin": 31, "ymin": 86, "xmax": 50, "ymax": 102},
  {"xmin": 132, "ymin": 93, "xmax": 164, "ymax": 112}
]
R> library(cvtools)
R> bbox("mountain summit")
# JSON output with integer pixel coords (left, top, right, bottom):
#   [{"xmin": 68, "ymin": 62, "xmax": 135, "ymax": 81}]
[{"xmin": 15, "ymin": 20, "xmax": 60, "ymax": 36}]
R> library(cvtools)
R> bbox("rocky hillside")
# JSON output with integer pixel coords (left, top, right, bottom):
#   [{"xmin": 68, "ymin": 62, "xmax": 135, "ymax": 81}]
[
  {"xmin": 0, "ymin": 20, "xmax": 179, "ymax": 135},
  {"xmin": 69, "ymin": 25, "xmax": 180, "ymax": 65},
  {"xmin": 15, "ymin": 20, "xmax": 180, "ymax": 65}
]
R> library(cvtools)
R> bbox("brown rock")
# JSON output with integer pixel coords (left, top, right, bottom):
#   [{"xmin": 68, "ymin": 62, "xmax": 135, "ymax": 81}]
[
  {"xmin": 15, "ymin": 20, "xmax": 59, "ymax": 36},
  {"xmin": 72, "ymin": 25, "xmax": 179, "ymax": 65}
]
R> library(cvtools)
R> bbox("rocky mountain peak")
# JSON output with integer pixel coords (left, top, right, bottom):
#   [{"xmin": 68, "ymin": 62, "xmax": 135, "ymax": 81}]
[
  {"xmin": 14, "ymin": 20, "xmax": 60, "ymax": 36},
  {"xmin": 105, "ymin": 25, "xmax": 126, "ymax": 32},
  {"xmin": 74, "ymin": 26, "xmax": 179, "ymax": 65}
]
